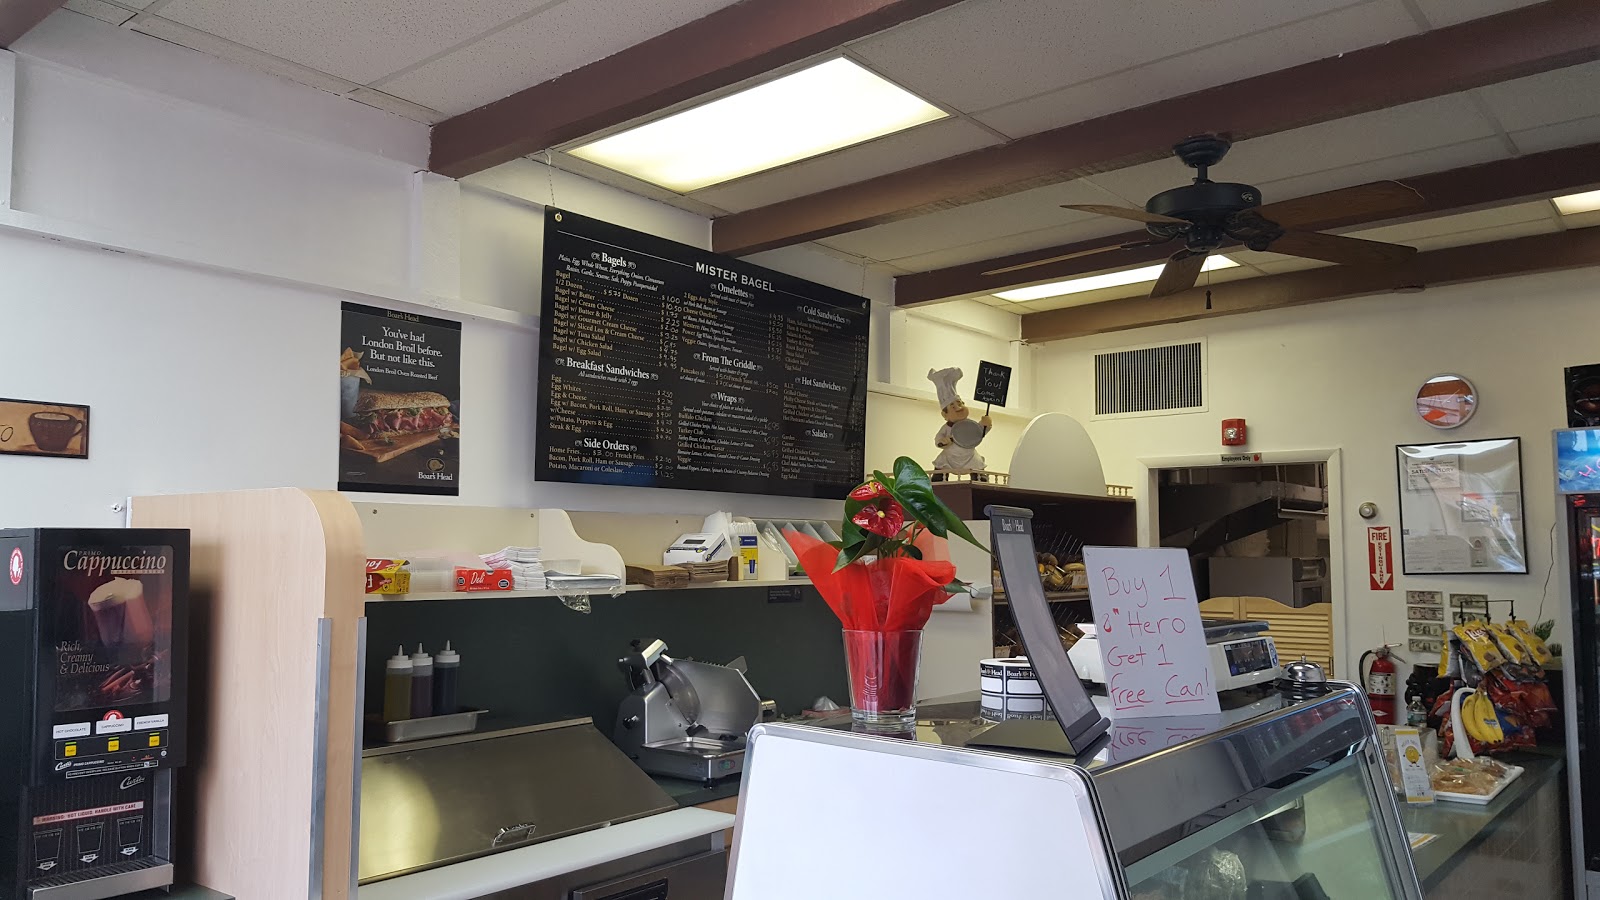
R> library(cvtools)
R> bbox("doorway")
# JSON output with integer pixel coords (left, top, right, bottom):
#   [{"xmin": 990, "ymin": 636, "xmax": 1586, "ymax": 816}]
[{"xmin": 1136, "ymin": 450, "xmax": 1346, "ymax": 676}]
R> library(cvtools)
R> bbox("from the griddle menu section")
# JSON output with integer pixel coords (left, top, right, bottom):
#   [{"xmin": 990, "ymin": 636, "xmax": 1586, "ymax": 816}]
[{"xmin": 537, "ymin": 209, "xmax": 869, "ymax": 498}]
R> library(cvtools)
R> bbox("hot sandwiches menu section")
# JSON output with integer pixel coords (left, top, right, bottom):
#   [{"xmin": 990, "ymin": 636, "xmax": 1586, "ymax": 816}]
[{"xmin": 537, "ymin": 209, "xmax": 869, "ymax": 499}]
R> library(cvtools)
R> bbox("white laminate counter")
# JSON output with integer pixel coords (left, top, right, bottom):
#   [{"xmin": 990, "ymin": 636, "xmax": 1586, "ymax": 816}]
[{"xmin": 358, "ymin": 807, "xmax": 735, "ymax": 900}]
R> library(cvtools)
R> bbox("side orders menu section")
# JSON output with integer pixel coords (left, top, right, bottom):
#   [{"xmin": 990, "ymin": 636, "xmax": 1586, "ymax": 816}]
[{"xmin": 536, "ymin": 209, "xmax": 869, "ymax": 499}]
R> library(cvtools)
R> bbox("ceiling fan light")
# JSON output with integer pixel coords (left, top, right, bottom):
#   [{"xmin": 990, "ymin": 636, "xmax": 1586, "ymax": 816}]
[{"xmin": 996, "ymin": 255, "xmax": 1237, "ymax": 302}]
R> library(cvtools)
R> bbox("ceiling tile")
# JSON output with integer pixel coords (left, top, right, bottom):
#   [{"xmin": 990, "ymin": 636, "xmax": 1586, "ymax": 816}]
[
  {"xmin": 815, "ymin": 179, "xmax": 1129, "ymax": 262},
  {"xmin": 1220, "ymin": 95, "xmax": 1498, "ymax": 184},
  {"xmin": 1408, "ymin": 0, "xmax": 1544, "ymax": 28},
  {"xmin": 375, "ymin": 0, "xmax": 742, "ymax": 113},
  {"xmin": 1085, "ymin": 98, "xmax": 1500, "ymax": 210},
  {"xmin": 346, "ymin": 86, "xmax": 444, "ymax": 124},
  {"xmin": 975, "ymin": 0, "xmax": 1418, "ymax": 138},
  {"xmin": 1475, "ymin": 61, "xmax": 1600, "ymax": 133},
  {"xmin": 132, "ymin": 16, "xmax": 361, "ymax": 96},
  {"xmin": 64, "ymin": 0, "xmax": 135, "ymax": 25},
  {"xmin": 1405, "ymin": 218, "xmax": 1555, "ymax": 251},
  {"xmin": 1508, "ymin": 113, "xmax": 1600, "ymax": 155},
  {"xmin": 884, "ymin": 218, "xmax": 1138, "ymax": 273},
  {"xmin": 1250, "ymin": 136, "xmax": 1508, "ymax": 203},
  {"xmin": 156, "ymin": 0, "xmax": 549, "ymax": 85},
  {"xmin": 853, "ymin": 0, "xmax": 1359, "ymax": 115},
  {"xmin": 1344, "ymin": 201, "xmax": 1554, "ymax": 243},
  {"xmin": 690, "ymin": 119, "xmax": 1001, "ymax": 213}
]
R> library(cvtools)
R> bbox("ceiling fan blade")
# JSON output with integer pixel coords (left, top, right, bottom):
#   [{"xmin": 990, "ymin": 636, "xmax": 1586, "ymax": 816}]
[
  {"xmin": 1150, "ymin": 251, "xmax": 1206, "ymax": 298},
  {"xmin": 1269, "ymin": 230, "xmax": 1417, "ymax": 266},
  {"xmin": 981, "ymin": 238, "xmax": 1169, "ymax": 277},
  {"xmin": 1253, "ymin": 180, "xmax": 1425, "ymax": 230},
  {"xmin": 1062, "ymin": 204, "xmax": 1189, "ymax": 225}
]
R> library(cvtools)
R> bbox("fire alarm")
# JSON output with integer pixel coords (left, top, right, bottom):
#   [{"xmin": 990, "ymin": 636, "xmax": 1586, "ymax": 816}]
[{"xmin": 1221, "ymin": 418, "xmax": 1247, "ymax": 446}]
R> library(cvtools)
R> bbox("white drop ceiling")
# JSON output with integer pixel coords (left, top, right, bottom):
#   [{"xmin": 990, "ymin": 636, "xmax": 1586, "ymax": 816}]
[{"xmin": 52, "ymin": 0, "xmax": 1600, "ymax": 314}]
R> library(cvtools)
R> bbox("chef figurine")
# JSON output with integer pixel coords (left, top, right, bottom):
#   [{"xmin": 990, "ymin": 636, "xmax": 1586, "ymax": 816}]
[{"xmin": 929, "ymin": 367, "xmax": 991, "ymax": 476}]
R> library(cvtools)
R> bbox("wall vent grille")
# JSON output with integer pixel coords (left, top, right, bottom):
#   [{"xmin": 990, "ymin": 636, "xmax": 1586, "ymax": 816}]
[{"xmin": 1093, "ymin": 341, "xmax": 1205, "ymax": 416}]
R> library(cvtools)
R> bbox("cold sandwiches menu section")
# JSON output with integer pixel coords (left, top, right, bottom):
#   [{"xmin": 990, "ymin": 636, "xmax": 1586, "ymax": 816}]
[{"xmin": 537, "ymin": 209, "xmax": 869, "ymax": 499}]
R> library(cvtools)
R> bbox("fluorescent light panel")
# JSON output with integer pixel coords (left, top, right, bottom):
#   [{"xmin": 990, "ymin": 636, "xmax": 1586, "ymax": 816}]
[
  {"xmin": 568, "ymin": 58, "xmax": 947, "ymax": 193},
  {"xmin": 1553, "ymin": 190, "xmax": 1600, "ymax": 215},
  {"xmin": 996, "ymin": 255, "xmax": 1239, "ymax": 302}
]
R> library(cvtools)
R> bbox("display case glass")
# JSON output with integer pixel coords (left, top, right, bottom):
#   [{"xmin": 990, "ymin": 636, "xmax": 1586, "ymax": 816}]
[{"xmin": 1125, "ymin": 751, "xmax": 1405, "ymax": 899}]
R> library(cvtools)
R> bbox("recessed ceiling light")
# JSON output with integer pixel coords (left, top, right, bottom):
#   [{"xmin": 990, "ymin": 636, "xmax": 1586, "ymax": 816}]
[
  {"xmin": 1553, "ymin": 190, "xmax": 1600, "ymax": 215},
  {"xmin": 995, "ymin": 256, "xmax": 1239, "ymax": 302},
  {"xmin": 568, "ymin": 58, "xmax": 947, "ymax": 193}
]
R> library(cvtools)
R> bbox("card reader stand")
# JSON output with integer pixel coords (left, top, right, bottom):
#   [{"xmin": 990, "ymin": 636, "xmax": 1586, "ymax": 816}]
[{"xmin": 974, "ymin": 505, "xmax": 1110, "ymax": 757}]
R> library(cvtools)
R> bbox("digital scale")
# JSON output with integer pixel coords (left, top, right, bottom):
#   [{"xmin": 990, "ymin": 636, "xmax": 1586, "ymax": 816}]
[{"xmin": 1069, "ymin": 618, "xmax": 1281, "ymax": 693}]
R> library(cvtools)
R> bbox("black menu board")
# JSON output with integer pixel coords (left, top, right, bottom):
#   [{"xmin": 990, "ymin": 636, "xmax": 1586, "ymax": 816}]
[{"xmin": 536, "ymin": 209, "xmax": 870, "ymax": 499}]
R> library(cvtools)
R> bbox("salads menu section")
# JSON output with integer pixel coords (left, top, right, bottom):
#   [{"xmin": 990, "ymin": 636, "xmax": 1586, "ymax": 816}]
[{"xmin": 536, "ymin": 209, "xmax": 869, "ymax": 499}]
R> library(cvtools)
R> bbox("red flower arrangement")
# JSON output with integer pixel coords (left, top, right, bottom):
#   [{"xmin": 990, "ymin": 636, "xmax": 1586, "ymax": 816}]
[
  {"xmin": 785, "ymin": 456, "xmax": 987, "ymax": 632},
  {"xmin": 786, "ymin": 458, "xmax": 988, "ymax": 723}
]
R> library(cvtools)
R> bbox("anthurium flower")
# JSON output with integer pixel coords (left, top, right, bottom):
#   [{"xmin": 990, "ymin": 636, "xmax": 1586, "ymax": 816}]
[
  {"xmin": 852, "ymin": 500, "xmax": 905, "ymax": 538},
  {"xmin": 848, "ymin": 481, "xmax": 891, "ymax": 502}
]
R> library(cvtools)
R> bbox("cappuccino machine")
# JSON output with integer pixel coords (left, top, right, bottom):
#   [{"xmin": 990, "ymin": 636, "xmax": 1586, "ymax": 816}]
[{"xmin": 0, "ymin": 529, "xmax": 189, "ymax": 900}]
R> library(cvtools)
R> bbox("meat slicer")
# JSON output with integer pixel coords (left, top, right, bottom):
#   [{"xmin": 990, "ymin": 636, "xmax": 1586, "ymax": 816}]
[{"xmin": 613, "ymin": 639, "xmax": 762, "ymax": 783}]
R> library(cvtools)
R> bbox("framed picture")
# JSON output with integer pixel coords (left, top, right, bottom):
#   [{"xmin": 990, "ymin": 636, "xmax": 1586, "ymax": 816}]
[
  {"xmin": 1397, "ymin": 439, "xmax": 1527, "ymax": 574},
  {"xmin": 1408, "ymin": 622, "xmax": 1443, "ymax": 637},
  {"xmin": 1410, "ymin": 639, "xmax": 1442, "ymax": 656},
  {"xmin": 1405, "ymin": 590, "xmax": 1443, "ymax": 606},
  {"xmin": 1407, "ymin": 605, "xmax": 1444, "ymax": 621},
  {"xmin": 0, "ymin": 398, "xmax": 90, "ymax": 459}
]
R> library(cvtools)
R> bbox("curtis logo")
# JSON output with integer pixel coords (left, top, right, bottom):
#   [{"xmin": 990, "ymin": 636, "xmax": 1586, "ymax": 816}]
[{"xmin": 120, "ymin": 775, "xmax": 145, "ymax": 790}]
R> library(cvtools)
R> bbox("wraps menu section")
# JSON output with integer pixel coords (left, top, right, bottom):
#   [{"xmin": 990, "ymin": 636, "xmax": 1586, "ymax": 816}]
[
  {"xmin": 338, "ymin": 302, "xmax": 462, "ymax": 495},
  {"xmin": 537, "ymin": 209, "xmax": 869, "ymax": 499}
]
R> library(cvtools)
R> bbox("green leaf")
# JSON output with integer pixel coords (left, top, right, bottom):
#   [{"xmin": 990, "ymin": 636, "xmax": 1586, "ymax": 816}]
[{"xmin": 893, "ymin": 456, "xmax": 987, "ymax": 552}]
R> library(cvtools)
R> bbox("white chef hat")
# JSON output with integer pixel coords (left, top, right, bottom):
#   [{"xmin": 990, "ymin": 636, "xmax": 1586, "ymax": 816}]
[{"xmin": 927, "ymin": 367, "xmax": 964, "ymax": 410}]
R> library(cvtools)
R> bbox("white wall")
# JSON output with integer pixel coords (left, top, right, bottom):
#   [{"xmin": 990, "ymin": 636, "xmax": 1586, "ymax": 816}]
[
  {"xmin": 1032, "ymin": 269, "xmax": 1598, "ymax": 676},
  {"xmin": 0, "ymin": 12, "xmax": 1027, "ymax": 532}
]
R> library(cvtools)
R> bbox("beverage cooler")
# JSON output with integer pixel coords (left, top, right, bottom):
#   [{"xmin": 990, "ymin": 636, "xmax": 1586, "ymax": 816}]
[
  {"xmin": 0, "ymin": 529, "xmax": 189, "ymax": 900},
  {"xmin": 1558, "ymin": 423, "xmax": 1600, "ymax": 897}
]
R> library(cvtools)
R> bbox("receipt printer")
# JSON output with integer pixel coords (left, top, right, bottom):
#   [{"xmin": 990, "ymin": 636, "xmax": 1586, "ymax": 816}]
[{"xmin": 663, "ymin": 533, "xmax": 728, "ymax": 566}]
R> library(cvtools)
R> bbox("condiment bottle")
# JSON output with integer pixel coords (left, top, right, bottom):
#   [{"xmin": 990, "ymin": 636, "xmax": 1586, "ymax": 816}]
[
  {"xmin": 383, "ymin": 646, "xmax": 413, "ymax": 722},
  {"xmin": 433, "ymin": 641, "xmax": 460, "ymax": 715},
  {"xmin": 409, "ymin": 644, "xmax": 434, "ymax": 718}
]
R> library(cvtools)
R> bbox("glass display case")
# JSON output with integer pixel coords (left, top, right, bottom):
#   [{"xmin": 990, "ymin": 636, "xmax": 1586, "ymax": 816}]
[
  {"xmin": 1124, "ymin": 750, "xmax": 1409, "ymax": 900},
  {"xmin": 729, "ymin": 684, "xmax": 1423, "ymax": 900}
]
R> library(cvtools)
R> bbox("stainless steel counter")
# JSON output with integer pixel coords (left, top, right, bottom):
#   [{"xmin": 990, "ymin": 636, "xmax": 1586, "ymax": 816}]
[{"xmin": 1403, "ymin": 753, "xmax": 1567, "ymax": 893}]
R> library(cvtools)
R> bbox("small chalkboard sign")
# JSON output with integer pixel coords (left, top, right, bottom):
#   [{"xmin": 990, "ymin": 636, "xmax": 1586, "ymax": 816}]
[{"xmin": 973, "ymin": 360, "xmax": 1012, "ymax": 408}]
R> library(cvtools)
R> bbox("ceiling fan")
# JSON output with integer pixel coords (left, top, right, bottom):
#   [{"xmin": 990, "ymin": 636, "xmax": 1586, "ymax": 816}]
[{"xmin": 1004, "ymin": 135, "xmax": 1426, "ymax": 298}]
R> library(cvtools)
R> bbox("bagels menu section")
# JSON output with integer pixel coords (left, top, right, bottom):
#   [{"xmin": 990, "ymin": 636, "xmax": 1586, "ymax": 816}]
[{"xmin": 536, "ymin": 209, "xmax": 869, "ymax": 499}]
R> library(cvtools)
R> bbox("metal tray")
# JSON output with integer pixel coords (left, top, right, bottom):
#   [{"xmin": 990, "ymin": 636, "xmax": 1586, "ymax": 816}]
[{"xmin": 373, "ymin": 708, "xmax": 487, "ymax": 744}]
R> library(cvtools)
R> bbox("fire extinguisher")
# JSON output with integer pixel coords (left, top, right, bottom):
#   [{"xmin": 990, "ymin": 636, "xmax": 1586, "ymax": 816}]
[{"xmin": 1360, "ymin": 645, "xmax": 1402, "ymax": 725}]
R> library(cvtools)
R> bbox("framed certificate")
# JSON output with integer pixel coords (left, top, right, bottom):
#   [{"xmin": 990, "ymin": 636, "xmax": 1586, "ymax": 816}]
[{"xmin": 1396, "ymin": 439, "xmax": 1527, "ymax": 575}]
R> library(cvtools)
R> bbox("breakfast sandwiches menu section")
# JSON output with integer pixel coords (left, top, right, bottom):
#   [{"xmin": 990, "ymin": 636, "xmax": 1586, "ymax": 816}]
[{"xmin": 537, "ymin": 209, "xmax": 869, "ymax": 499}]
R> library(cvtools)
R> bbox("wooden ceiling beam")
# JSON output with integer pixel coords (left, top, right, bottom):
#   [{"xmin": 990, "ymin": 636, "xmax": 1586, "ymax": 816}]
[
  {"xmin": 713, "ymin": 0, "xmax": 1600, "ymax": 256},
  {"xmin": 895, "ymin": 142, "xmax": 1600, "ymax": 306},
  {"xmin": 429, "ymin": 0, "xmax": 970, "ymax": 178},
  {"xmin": 0, "ymin": 0, "xmax": 67, "ymax": 47},
  {"xmin": 1019, "ymin": 226, "xmax": 1600, "ymax": 344}
]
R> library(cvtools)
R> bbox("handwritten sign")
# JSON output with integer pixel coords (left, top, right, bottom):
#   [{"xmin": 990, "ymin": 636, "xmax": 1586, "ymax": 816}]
[
  {"xmin": 1103, "ymin": 715, "xmax": 1218, "ymax": 763},
  {"xmin": 973, "ymin": 360, "xmax": 1012, "ymax": 407},
  {"xmin": 1084, "ymin": 546, "xmax": 1219, "ymax": 719}
]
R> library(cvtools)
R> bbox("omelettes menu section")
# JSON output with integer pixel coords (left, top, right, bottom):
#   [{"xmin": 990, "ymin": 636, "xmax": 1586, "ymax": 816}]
[{"xmin": 536, "ymin": 209, "xmax": 869, "ymax": 499}]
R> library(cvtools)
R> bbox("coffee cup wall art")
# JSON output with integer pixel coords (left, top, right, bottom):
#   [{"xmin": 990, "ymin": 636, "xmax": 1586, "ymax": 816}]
[{"xmin": 0, "ymin": 398, "xmax": 89, "ymax": 459}]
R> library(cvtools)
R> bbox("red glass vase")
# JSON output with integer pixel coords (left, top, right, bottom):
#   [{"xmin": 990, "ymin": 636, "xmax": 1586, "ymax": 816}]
[{"xmin": 842, "ymin": 629, "xmax": 923, "ymax": 730}]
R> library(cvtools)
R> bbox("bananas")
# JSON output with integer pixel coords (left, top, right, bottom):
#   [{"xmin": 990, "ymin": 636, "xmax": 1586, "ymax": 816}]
[{"xmin": 1461, "ymin": 689, "xmax": 1505, "ymax": 745}]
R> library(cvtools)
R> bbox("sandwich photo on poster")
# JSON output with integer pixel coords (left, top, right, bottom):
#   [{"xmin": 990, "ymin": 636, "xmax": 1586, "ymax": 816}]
[{"xmin": 338, "ymin": 302, "xmax": 462, "ymax": 495}]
